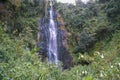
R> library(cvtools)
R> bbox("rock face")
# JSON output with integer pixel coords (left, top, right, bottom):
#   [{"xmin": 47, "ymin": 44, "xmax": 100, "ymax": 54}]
[
  {"xmin": 37, "ymin": 5, "xmax": 73, "ymax": 69},
  {"xmin": 37, "ymin": 18, "xmax": 49, "ymax": 62},
  {"xmin": 57, "ymin": 29, "xmax": 74, "ymax": 69}
]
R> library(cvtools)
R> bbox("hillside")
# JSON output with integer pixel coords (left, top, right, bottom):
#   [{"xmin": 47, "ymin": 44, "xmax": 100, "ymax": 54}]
[{"xmin": 0, "ymin": 0, "xmax": 120, "ymax": 80}]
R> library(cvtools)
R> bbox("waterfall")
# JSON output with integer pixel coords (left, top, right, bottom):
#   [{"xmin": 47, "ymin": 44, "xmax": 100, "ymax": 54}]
[
  {"xmin": 37, "ymin": 1, "xmax": 73, "ymax": 69},
  {"xmin": 48, "ymin": 5, "xmax": 58, "ymax": 65}
]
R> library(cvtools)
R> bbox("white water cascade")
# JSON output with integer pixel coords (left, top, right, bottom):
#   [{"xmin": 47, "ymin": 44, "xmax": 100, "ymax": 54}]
[{"xmin": 48, "ymin": 4, "xmax": 58, "ymax": 65}]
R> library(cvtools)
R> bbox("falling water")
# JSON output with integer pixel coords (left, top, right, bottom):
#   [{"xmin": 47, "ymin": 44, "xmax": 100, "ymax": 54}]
[
  {"xmin": 48, "ymin": 5, "xmax": 58, "ymax": 65},
  {"xmin": 37, "ymin": 1, "xmax": 73, "ymax": 69}
]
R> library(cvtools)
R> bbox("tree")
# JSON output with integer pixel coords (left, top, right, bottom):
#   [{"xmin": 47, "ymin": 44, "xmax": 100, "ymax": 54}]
[{"xmin": 105, "ymin": 0, "xmax": 120, "ymax": 23}]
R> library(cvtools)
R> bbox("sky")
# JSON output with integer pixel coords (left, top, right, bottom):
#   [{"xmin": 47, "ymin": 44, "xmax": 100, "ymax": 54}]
[{"xmin": 57, "ymin": 0, "xmax": 90, "ymax": 4}]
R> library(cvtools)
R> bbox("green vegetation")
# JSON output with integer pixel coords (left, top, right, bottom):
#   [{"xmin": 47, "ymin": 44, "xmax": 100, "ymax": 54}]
[{"xmin": 0, "ymin": 0, "xmax": 120, "ymax": 80}]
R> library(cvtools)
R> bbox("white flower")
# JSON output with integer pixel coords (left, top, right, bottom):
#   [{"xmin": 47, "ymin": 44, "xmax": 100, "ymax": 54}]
[
  {"xmin": 82, "ymin": 71, "xmax": 84, "ymax": 74},
  {"xmin": 110, "ymin": 65, "xmax": 113, "ymax": 68},
  {"xmin": 118, "ymin": 63, "xmax": 120, "ymax": 67},
  {"xmin": 100, "ymin": 72, "xmax": 104, "ymax": 77},
  {"xmin": 82, "ymin": 70, "xmax": 87, "ymax": 75},
  {"xmin": 97, "ymin": 51, "xmax": 100, "ymax": 55},
  {"xmin": 84, "ymin": 70, "xmax": 87, "ymax": 74},
  {"xmin": 81, "ymin": 55, "xmax": 84, "ymax": 58},
  {"xmin": 115, "ymin": 63, "xmax": 120, "ymax": 67},
  {"xmin": 101, "ymin": 54, "xmax": 104, "ymax": 58}
]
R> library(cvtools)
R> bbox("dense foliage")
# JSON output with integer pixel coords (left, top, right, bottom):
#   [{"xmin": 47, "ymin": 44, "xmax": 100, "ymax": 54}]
[{"xmin": 0, "ymin": 0, "xmax": 120, "ymax": 80}]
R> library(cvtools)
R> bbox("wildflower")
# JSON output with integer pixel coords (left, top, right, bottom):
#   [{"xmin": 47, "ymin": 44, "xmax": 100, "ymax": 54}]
[
  {"xmin": 100, "ymin": 54, "xmax": 104, "ymax": 58},
  {"xmin": 82, "ymin": 71, "xmax": 84, "ymax": 74},
  {"xmin": 81, "ymin": 55, "xmax": 84, "ymax": 58},
  {"xmin": 115, "ymin": 63, "xmax": 120, "ymax": 67},
  {"xmin": 110, "ymin": 65, "xmax": 113, "ymax": 68},
  {"xmin": 81, "ymin": 70, "xmax": 87, "ymax": 75},
  {"xmin": 100, "ymin": 72, "xmax": 104, "ymax": 77},
  {"xmin": 118, "ymin": 63, "xmax": 120, "ymax": 67},
  {"xmin": 97, "ymin": 51, "xmax": 100, "ymax": 55},
  {"xmin": 84, "ymin": 70, "xmax": 87, "ymax": 74}
]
